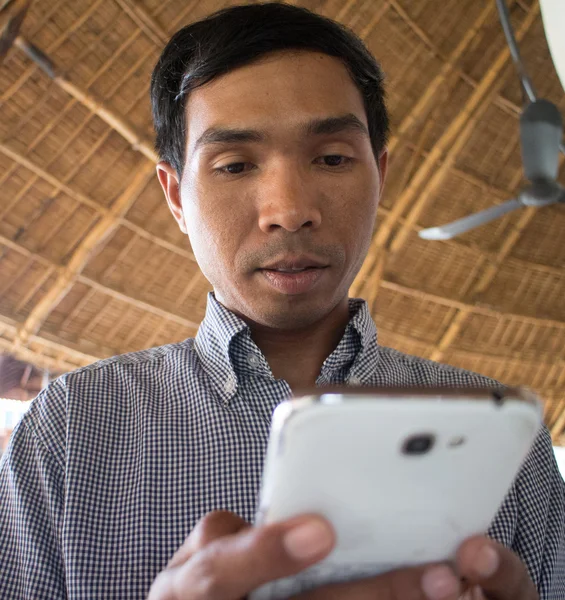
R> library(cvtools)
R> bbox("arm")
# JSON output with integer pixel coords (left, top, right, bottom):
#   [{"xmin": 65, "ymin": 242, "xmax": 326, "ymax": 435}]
[
  {"xmin": 489, "ymin": 425, "xmax": 565, "ymax": 598},
  {"xmin": 0, "ymin": 383, "xmax": 67, "ymax": 599}
]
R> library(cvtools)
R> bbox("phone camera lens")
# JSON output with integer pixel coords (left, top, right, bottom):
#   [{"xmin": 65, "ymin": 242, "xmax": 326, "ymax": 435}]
[{"xmin": 402, "ymin": 434, "xmax": 435, "ymax": 455}]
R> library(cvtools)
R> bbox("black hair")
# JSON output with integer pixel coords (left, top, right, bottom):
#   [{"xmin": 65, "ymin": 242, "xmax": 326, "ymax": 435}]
[{"xmin": 150, "ymin": 2, "xmax": 389, "ymax": 177}]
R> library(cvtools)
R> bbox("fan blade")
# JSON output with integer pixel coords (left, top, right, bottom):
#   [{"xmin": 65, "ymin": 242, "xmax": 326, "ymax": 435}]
[
  {"xmin": 419, "ymin": 198, "xmax": 523, "ymax": 240},
  {"xmin": 520, "ymin": 99, "xmax": 563, "ymax": 182}
]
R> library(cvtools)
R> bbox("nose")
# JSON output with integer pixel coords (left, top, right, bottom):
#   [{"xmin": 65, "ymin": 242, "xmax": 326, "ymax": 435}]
[{"xmin": 257, "ymin": 164, "xmax": 322, "ymax": 233}]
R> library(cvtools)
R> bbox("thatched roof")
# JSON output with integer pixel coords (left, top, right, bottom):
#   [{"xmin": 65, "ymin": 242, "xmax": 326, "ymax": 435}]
[{"xmin": 1, "ymin": 0, "xmax": 564, "ymax": 439}]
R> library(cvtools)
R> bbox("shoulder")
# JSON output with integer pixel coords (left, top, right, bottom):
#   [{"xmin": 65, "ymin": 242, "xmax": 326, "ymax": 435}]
[
  {"xmin": 20, "ymin": 338, "xmax": 199, "ymax": 459},
  {"xmin": 46, "ymin": 338, "xmax": 205, "ymax": 399},
  {"xmin": 374, "ymin": 345, "xmax": 501, "ymax": 388},
  {"xmin": 63, "ymin": 337, "xmax": 198, "ymax": 379}
]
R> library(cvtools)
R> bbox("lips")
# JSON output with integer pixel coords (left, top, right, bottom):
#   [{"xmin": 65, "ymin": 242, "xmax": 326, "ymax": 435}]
[
  {"xmin": 261, "ymin": 256, "xmax": 329, "ymax": 271},
  {"xmin": 258, "ymin": 256, "xmax": 329, "ymax": 295}
]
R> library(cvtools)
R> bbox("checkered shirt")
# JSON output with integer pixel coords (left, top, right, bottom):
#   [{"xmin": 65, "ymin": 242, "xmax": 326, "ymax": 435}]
[{"xmin": 1, "ymin": 293, "xmax": 564, "ymax": 599}]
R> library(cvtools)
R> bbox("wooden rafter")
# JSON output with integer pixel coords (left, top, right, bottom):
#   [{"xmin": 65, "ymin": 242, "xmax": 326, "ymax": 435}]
[
  {"xmin": 334, "ymin": 0, "xmax": 372, "ymax": 24},
  {"xmin": 547, "ymin": 398, "xmax": 565, "ymax": 428},
  {"xmin": 0, "ymin": 318, "xmax": 99, "ymax": 369},
  {"xmin": 378, "ymin": 323, "xmax": 565, "ymax": 372},
  {"xmin": 551, "ymin": 410, "xmax": 565, "ymax": 442},
  {"xmin": 0, "ymin": 142, "xmax": 106, "ymax": 213},
  {"xmin": 472, "ymin": 206, "xmax": 557, "ymax": 299},
  {"xmin": 0, "ymin": 232, "xmax": 200, "ymax": 331},
  {"xmin": 349, "ymin": 1, "xmax": 500, "ymax": 295},
  {"xmin": 351, "ymin": 1, "xmax": 539, "ymax": 298},
  {"xmin": 378, "ymin": 279, "xmax": 565, "ymax": 332},
  {"xmin": 404, "ymin": 144, "xmax": 516, "ymax": 201},
  {"xmin": 10, "ymin": 23, "xmax": 158, "ymax": 163},
  {"xmin": 0, "ymin": 0, "xmax": 105, "ymax": 103},
  {"xmin": 429, "ymin": 177, "xmax": 565, "ymax": 429},
  {"xmin": 112, "ymin": 0, "xmax": 168, "ymax": 46},
  {"xmin": 2, "ymin": 0, "xmax": 202, "ymax": 106},
  {"xmin": 10, "ymin": 161, "xmax": 156, "ymax": 349},
  {"xmin": 388, "ymin": 4, "xmax": 538, "ymax": 253},
  {"xmin": 388, "ymin": 0, "xmax": 523, "ymax": 121},
  {"xmin": 75, "ymin": 276, "xmax": 200, "ymax": 330},
  {"xmin": 386, "ymin": 0, "xmax": 495, "ymax": 155},
  {"xmin": 428, "ymin": 146, "xmax": 565, "ymax": 364},
  {"xmin": 357, "ymin": 0, "xmax": 390, "ymax": 38},
  {"xmin": 0, "ymin": 336, "xmax": 85, "ymax": 373},
  {"xmin": 428, "ymin": 214, "xmax": 534, "ymax": 363},
  {"xmin": 0, "ymin": 142, "xmax": 196, "ymax": 262}
]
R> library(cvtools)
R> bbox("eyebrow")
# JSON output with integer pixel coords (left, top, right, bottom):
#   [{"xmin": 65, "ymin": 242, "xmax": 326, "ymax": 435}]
[
  {"xmin": 305, "ymin": 114, "xmax": 369, "ymax": 138},
  {"xmin": 193, "ymin": 113, "xmax": 369, "ymax": 152}
]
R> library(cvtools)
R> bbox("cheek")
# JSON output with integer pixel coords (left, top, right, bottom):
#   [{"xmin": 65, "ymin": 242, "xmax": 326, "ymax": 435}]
[
  {"xmin": 181, "ymin": 183, "xmax": 250, "ymax": 278},
  {"xmin": 327, "ymin": 177, "xmax": 379, "ymax": 247}
]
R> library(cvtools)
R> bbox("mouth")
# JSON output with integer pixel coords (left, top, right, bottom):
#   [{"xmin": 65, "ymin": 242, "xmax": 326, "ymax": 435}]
[
  {"xmin": 263, "ymin": 266, "xmax": 324, "ymax": 274},
  {"xmin": 257, "ymin": 257, "xmax": 329, "ymax": 295},
  {"xmin": 260, "ymin": 255, "xmax": 329, "ymax": 271}
]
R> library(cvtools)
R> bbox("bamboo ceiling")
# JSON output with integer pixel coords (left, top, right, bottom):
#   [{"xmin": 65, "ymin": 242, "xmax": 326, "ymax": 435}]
[{"xmin": 1, "ymin": 0, "xmax": 565, "ymax": 439}]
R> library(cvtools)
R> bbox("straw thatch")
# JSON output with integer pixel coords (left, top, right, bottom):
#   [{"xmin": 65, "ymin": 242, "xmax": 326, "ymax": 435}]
[{"xmin": 1, "ymin": 0, "xmax": 565, "ymax": 439}]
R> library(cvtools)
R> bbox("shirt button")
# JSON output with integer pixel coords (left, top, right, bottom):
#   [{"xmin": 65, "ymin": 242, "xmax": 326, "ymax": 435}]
[
  {"xmin": 224, "ymin": 379, "xmax": 236, "ymax": 394},
  {"xmin": 247, "ymin": 353, "xmax": 261, "ymax": 368},
  {"xmin": 349, "ymin": 376, "xmax": 362, "ymax": 386}
]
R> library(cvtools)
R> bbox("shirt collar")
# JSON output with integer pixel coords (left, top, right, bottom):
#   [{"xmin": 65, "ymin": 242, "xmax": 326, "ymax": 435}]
[
  {"xmin": 342, "ymin": 297, "xmax": 380, "ymax": 384},
  {"xmin": 317, "ymin": 298, "xmax": 379, "ymax": 385},
  {"xmin": 194, "ymin": 293, "xmax": 379, "ymax": 403},
  {"xmin": 194, "ymin": 293, "xmax": 249, "ymax": 403}
]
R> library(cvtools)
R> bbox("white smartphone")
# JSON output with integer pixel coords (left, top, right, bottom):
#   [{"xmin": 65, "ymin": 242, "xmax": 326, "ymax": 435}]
[{"xmin": 249, "ymin": 387, "xmax": 542, "ymax": 600}]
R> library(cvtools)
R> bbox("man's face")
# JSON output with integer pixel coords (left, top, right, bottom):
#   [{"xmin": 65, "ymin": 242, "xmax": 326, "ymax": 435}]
[{"xmin": 159, "ymin": 50, "xmax": 387, "ymax": 329}]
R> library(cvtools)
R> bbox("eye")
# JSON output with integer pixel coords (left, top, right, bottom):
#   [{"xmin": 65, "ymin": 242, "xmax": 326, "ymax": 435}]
[
  {"xmin": 213, "ymin": 162, "xmax": 254, "ymax": 176},
  {"xmin": 315, "ymin": 155, "xmax": 353, "ymax": 168}
]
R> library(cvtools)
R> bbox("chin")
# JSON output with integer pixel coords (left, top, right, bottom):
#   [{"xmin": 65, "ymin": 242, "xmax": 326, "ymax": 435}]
[{"xmin": 247, "ymin": 295, "xmax": 342, "ymax": 330}]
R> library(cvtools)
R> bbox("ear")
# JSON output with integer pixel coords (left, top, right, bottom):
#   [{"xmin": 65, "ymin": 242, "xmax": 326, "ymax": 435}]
[
  {"xmin": 377, "ymin": 148, "xmax": 388, "ymax": 197},
  {"xmin": 157, "ymin": 161, "xmax": 187, "ymax": 233}
]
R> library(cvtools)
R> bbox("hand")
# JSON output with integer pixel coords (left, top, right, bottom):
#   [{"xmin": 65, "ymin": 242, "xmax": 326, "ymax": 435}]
[
  {"xmin": 455, "ymin": 536, "xmax": 539, "ymax": 600},
  {"xmin": 147, "ymin": 510, "xmax": 539, "ymax": 600},
  {"xmin": 295, "ymin": 536, "xmax": 539, "ymax": 600},
  {"xmin": 146, "ymin": 510, "xmax": 336, "ymax": 599}
]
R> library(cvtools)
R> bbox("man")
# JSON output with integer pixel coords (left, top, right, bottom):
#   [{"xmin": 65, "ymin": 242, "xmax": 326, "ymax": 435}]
[{"xmin": 0, "ymin": 3, "xmax": 563, "ymax": 599}]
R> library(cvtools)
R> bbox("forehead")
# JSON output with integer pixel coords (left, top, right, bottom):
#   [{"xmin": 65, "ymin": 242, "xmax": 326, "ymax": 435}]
[{"xmin": 184, "ymin": 51, "xmax": 368, "ymax": 149}]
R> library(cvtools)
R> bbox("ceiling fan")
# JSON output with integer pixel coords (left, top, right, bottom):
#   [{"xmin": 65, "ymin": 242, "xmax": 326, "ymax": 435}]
[{"xmin": 419, "ymin": 0, "xmax": 565, "ymax": 241}]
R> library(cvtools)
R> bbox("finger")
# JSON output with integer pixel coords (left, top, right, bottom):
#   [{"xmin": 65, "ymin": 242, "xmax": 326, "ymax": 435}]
[
  {"xmin": 167, "ymin": 511, "xmax": 250, "ymax": 568},
  {"xmin": 294, "ymin": 563, "xmax": 461, "ymax": 600},
  {"xmin": 154, "ymin": 514, "xmax": 335, "ymax": 600},
  {"xmin": 456, "ymin": 536, "xmax": 538, "ymax": 600}
]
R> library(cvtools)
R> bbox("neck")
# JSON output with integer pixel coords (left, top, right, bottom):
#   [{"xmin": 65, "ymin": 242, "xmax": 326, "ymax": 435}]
[{"xmin": 246, "ymin": 298, "xmax": 351, "ymax": 393}]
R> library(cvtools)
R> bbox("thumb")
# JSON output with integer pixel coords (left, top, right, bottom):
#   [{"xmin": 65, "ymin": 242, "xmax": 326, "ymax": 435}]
[{"xmin": 162, "ymin": 515, "xmax": 335, "ymax": 600}]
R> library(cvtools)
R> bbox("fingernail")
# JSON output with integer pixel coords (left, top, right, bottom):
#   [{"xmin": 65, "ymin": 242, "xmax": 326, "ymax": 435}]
[
  {"xmin": 283, "ymin": 520, "xmax": 333, "ymax": 560},
  {"xmin": 421, "ymin": 565, "xmax": 460, "ymax": 600},
  {"xmin": 474, "ymin": 544, "xmax": 499, "ymax": 578}
]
